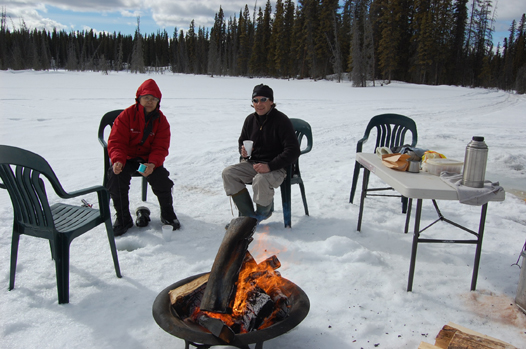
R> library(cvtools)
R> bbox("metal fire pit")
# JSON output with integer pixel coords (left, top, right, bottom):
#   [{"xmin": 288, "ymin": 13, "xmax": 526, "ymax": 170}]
[{"xmin": 152, "ymin": 272, "xmax": 310, "ymax": 349}]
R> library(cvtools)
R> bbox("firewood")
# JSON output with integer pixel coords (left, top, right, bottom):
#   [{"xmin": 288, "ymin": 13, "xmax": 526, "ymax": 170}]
[
  {"xmin": 171, "ymin": 282, "xmax": 208, "ymax": 319},
  {"xmin": 196, "ymin": 313, "xmax": 236, "ymax": 344},
  {"xmin": 448, "ymin": 331, "xmax": 516, "ymax": 349},
  {"xmin": 200, "ymin": 217, "xmax": 258, "ymax": 313},
  {"xmin": 435, "ymin": 323, "xmax": 517, "ymax": 349},
  {"xmin": 169, "ymin": 273, "xmax": 210, "ymax": 305},
  {"xmin": 258, "ymin": 255, "xmax": 281, "ymax": 270},
  {"xmin": 434, "ymin": 325, "xmax": 457, "ymax": 348},
  {"xmin": 240, "ymin": 286, "xmax": 274, "ymax": 332}
]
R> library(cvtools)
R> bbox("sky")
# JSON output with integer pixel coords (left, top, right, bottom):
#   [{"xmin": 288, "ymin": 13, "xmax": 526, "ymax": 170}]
[
  {"xmin": 2, "ymin": 0, "xmax": 525, "ymax": 47},
  {"xmin": 0, "ymin": 70, "xmax": 525, "ymax": 348}
]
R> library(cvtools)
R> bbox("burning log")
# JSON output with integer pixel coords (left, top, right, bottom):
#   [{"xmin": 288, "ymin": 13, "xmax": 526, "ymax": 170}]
[
  {"xmin": 169, "ymin": 273, "xmax": 209, "ymax": 318},
  {"xmin": 240, "ymin": 286, "xmax": 275, "ymax": 332},
  {"xmin": 196, "ymin": 313, "xmax": 236, "ymax": 344},
  {"xmin": 200, "ymin": 217, "xmax": 257, "ymax": 313}
]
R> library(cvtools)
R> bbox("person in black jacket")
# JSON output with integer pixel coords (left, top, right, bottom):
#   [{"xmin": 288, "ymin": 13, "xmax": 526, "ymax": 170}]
[{"xmin": 222, "ymin": 84, "xmax": 300, "ymax": 224}]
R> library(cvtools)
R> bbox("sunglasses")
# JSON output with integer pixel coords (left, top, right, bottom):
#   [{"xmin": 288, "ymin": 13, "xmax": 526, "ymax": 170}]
[{"xmin": 252, "ymin": 97, "xmax": 269, "ymax": 104}]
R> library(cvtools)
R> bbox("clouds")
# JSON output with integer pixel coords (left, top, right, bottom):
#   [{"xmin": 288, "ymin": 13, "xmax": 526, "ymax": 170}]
[
  {"xmin": 3, "ymin": 0, "xmax": 269, "ymax": 34},
  {"xmin": 495, "ymin": 0, "xmax": 526, "ymax": 22}
]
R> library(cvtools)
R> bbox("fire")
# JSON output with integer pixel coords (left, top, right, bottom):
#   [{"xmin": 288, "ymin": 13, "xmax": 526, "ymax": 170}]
[
  {"xmin": 190, "ymin": 252, "xmax": 290, "ymax": 334},
  {"xmin": 231, "ymin": 253, "xmax": 285, "ymax": 317}
]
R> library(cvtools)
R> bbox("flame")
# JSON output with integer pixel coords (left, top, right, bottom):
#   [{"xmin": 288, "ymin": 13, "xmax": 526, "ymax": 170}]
[{"xmin": 191, "ymin": 252, "xmax": 289, "ymax": 333}]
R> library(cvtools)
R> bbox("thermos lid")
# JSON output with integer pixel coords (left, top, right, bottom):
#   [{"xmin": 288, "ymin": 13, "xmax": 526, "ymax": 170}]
[{"xmin": 472, "ymin": 136, "xmax": 484, "ymax": 141}]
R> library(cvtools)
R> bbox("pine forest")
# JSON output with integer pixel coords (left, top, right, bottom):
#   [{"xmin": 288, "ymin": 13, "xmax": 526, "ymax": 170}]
[{"xmin": 1, "ymin": 0, "xmax": 525, "ymax": 93}]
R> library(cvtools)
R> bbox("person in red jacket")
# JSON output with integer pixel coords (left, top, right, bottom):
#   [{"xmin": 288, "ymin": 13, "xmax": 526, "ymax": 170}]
[{"xmin": 107, "ymin": 79, "xmax": 180, "ymax": 236}]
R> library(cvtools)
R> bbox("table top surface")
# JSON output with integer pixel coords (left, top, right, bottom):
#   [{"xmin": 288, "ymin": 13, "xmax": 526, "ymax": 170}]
[{"xmin": 356, "ymin": 153, "xmax": 504, "ymax": 201}]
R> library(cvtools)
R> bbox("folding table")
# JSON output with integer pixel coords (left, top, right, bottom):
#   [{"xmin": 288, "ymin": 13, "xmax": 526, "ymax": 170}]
[{"xmin": 355, "ymin": 153, "xmax": 505, "ymax": 292}]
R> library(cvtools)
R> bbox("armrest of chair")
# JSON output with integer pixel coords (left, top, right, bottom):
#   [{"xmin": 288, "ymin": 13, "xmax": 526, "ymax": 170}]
[
  {"xmin": 56, "ymin": 185, "xmax": 111, "ymax": 218},
  {"xmin": 0, "ymin": 182, "xmax": 5, "ymax": 189},
  {"xmin": 356, "ymin": 135, "xmax": 368, "ymax": 153},
  {"xmin": 59, "ymin": 185, "xmax": 109, "ymax": 200}
]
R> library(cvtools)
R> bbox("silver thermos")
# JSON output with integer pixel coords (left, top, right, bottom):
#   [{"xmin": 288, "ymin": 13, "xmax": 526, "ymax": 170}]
[{"xmin": 462, "ymin": 136, "xmax": 488, "ymax": 188}]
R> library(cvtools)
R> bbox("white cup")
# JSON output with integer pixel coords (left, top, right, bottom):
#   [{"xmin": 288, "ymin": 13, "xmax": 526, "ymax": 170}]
[
  {"xmin": 243, "ymin": 140, "xmax": 253, "ymax": 157},
  {"xmin": 162, "ymin": 225, "xmax": 173, "ymax": 241}
]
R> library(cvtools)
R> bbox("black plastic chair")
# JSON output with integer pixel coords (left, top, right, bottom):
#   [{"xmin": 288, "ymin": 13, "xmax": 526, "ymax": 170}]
[
  {"xmin": 280, "ymin": 118, "xmax": 313, "ymax": 228},
  {"xmin": 98, "ymin": 109, "xmax": 148, "ymax": 201},
  {"xmin": 0, "ymin": 145, "xmax": 122, "ymax": 304},
  {"xmin": 349, "ymin": 113, "xmax": 418, "ymax": 213}
]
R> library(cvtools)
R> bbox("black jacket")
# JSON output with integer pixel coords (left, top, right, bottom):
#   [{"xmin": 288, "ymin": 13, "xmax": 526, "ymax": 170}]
[{"xmin": 238, "ymin": 107, "xmax": 300, "ymax": 171}]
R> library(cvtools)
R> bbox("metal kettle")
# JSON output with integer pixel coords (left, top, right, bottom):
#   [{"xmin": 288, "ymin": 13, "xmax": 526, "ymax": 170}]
[{"xmin": 462, "ymin": 136, "xmax": 488, "ymax": 188}]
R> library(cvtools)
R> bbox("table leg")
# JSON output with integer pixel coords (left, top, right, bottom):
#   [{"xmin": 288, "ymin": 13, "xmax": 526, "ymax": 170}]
[
  {"xmin": 407, "ymin": 199, "xmax": 423, "ymax": 292},
  {"xmin": 471, "ymin": 203, "xmax": 488, "ymax": 291},
  {"xmin": 357, "ymin": 168, "xmax": 370, "ymax": 232},
  {"xmin": 404, "ymin": 198, "xmax": 413, "ymax": 234}
]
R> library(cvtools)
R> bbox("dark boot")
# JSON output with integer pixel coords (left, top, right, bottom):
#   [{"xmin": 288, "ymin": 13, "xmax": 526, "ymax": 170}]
[
  {"xmin": 232, "ymin": 188, "xmax": 256, "ymax": 217},
  {"xmin": 161, "ymin": 216, "xmax": 181, "ymax": 230},
  {"xmin": 255, "ymin": 200, "xmax": 274, "ymax": 222},
  {"xmin": 113, "ymin": 214, "xmax": 133, "ymax": 236},
  {"xmin": 225, "ymin": 188, "xmax": 256, "ymax": 229},
  {"xmin": 112, "ymin": 196, "xmax": 133, "ymax": 236},
  {"xmin": 135, "ymin": 206, "xmax": 151, "ymax": 227}
]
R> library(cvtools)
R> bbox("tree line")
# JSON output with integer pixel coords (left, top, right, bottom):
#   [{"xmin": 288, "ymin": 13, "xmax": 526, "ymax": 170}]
[{"xmin": 1, "ymin": 1, "xmax": 525, "ymax": 93}]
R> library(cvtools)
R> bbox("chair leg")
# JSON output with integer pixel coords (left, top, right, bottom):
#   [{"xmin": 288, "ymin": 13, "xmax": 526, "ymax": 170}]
[
  {"xmin": 298, "ymin": 181, "xmax": 309, "ymax": 216},
  {"xmin": 141, "ymin": 176, "xmax": 148, "ymax": 202},
  {"xmin": 281, "ymin": 178, "xmax": 292, "ymax": 228},
  {"xmin": 105, "ymin": 218, "xmax": 122, "ymax": 278},
  {"xmin": 53, "ymin": 236, "xmax": 70, "ymax": 304},
  {"xmin": 349, "ymin": 161, "xmax": 362, "ymax": 203},
  {"xmin": 9, "ymin": 232, "xmax": 21, "ymax": 291}
]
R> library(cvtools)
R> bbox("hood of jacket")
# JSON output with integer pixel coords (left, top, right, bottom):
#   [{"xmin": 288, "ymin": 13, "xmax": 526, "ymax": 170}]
[{"xmin": 136, "ymin": 79, "xmax": 162, "ymax": 103}]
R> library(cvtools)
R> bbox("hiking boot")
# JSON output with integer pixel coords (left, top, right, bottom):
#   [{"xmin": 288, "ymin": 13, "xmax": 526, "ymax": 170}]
[
  {"xmin": 255, "ymin": 201, "xmax": 274, "ymax": 222},
  {"xmin": 135, "ymin": 206, "xmax": 151, "ymax": 227},
  {"xmin": 113, "ymin": 216, "xmax": 133, "ymax": 236},
  {"xmin": 161, "ymin": 216, "xmax": 181, "ymax": 230}
]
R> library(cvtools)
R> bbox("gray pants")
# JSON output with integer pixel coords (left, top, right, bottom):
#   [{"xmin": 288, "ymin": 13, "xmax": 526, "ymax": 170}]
[{"xmin": 222, "ymin": 160, "xmax": 287, "ymax": 206}]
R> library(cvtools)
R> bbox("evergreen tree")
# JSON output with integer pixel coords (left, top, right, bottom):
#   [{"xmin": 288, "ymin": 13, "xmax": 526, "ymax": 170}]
[
  {"xmin": 449, "ymin": 0, "xmax": 469, "ymax": 85},
  {"xmin": 315, "ymin": 0, "xmax": 340, "ymax": 78},
  {"xmin": 238, "ymin": 5, "xmax": 252, "ymax": 76},
  {"xmin": 130, "ymin": 17, "xmax": 145, "ymax": 73},
  {"xmin": 375, "ymin": 0, "xmax": 403, "ymax": 82}
]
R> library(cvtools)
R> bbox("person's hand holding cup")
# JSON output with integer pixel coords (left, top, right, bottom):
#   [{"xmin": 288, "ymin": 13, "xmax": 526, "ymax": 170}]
[{"xmin": 243, "ymin": 140, "xmax": 253, "ymax": 158}]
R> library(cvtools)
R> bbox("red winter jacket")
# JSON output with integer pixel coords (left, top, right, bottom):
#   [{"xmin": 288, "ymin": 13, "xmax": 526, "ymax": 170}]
[{"xmin": 108, "ymin": 79, "xmax": 170, "ymax": 168}]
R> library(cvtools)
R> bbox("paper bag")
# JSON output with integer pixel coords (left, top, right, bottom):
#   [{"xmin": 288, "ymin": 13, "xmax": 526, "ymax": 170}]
[{"xmin": 381, "ymin": 153, "xmax": 411, "ymax": 171}]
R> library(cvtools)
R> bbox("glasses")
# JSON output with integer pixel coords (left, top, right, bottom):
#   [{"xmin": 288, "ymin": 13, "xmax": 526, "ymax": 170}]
[
  {"xmin": 252, "ymin": 97, "xmax": 269, "ymax": 104},
  {"xmin": 141, "ymin": 95, "xmax": 159, "ymax": 102}
]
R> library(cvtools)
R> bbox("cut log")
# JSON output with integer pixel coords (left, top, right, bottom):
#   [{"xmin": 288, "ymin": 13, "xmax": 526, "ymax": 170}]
[
  {"xmin": 169, "ymin": 273, "xmax": 210, "ymax": 305},
  {"xmin": 435, "ymin": 323, "xmax": 517, "ymax": 349},
  {"xmin": 200, "ymin": 217, "xmax": 258, "ymax": 313},
  {"xmin": 170, "ymin": 280, "xmax": 208, "ymax": 319},
  {"xmin": 196, "ymin": 313, "xmax": 236, "ymax": 344},
  {"xmin": 258, "ymin": 255, "xmax": 281, "ymax": 270},
  {"xmin": 240, "ymin": 286, "xmax": 274, "ymax": 332},
  {"xmin": 448, "ymin": 331, "xmax": 516, "ymax": 349}
]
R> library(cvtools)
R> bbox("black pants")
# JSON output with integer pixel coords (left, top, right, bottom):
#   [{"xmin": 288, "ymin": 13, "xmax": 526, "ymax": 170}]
[{"xmin": 106, "ymin": 158, "xmax": 176, "ymax": 221}]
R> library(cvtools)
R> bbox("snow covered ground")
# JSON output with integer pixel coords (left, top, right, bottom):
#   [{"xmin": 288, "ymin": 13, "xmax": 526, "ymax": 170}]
[{"xmin": 0, "ymin": 70, "xmax": 525, "ymax": 348}]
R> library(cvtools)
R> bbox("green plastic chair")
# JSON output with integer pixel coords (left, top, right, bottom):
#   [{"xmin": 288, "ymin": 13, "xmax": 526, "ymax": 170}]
[
  {"xmin": 0, "ymin": 145, "xmax": 122, "ymax": 304},
  {"xmin": 98, "ymin": 109, "xmax": 148, "ymax": 201},
  {"xmin": 280, "ymin": 118, "xmax": 313, "ymax": 228},
  {"xmin": 349, "ymin": 113, "xmax": 418, "ymax": 213}
]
